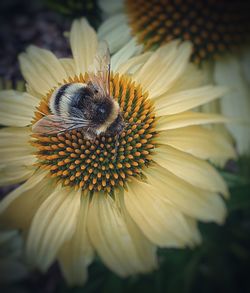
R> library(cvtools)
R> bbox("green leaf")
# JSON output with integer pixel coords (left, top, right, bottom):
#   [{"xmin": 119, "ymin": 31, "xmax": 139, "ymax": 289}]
[{"xmin": 227, "ymin": 184, "xmax": 250, "ymax": 211}]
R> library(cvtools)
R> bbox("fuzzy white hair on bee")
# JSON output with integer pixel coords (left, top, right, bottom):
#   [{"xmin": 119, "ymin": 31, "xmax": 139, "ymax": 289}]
[{"xmin": 49, "ymin": 83, "xmax": 87, "ymax": 117}]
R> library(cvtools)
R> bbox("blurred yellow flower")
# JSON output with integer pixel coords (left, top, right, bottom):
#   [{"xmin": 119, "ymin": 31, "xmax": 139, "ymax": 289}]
[
  {"xmin": 98, "ymin": 0, "xmax": 250, "ymax": 154},
  {"xmin": 0, "ymin": 18, "xmax": 235, "ymax": 286}
]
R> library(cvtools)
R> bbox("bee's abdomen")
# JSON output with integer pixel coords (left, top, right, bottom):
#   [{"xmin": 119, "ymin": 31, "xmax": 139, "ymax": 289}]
[{"xmin": 50, "ymin": 83, "xmax": 71, "ymax": 115}]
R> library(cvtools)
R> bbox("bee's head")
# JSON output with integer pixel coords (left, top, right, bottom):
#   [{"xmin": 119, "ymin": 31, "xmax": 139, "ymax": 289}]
[
  {"xmin": 92, "ymin": 99, "xmax": 113, "ymax": 124},
  {"xmin": 69, "ymin": 85, "xmax": 119, "ymax": 127}
]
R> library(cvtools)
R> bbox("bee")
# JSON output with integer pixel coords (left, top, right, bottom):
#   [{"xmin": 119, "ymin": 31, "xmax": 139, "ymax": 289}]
[{"xmin": 32, "ymin": 42, "xmax": 124, "ymax": 141}]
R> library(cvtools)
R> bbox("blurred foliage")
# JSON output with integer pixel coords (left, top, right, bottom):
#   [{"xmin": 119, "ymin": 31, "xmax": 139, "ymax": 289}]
[
  {"xmin": 0, "ymin": 78, "xmax": 25, "ymax": 92},
  {"xmin": 0, "ymin": 0, "xmax": 71, "ymax": 83},
  {"xmin": 45, "ymin": 0, "xmax": 101, "ymax": 29}
]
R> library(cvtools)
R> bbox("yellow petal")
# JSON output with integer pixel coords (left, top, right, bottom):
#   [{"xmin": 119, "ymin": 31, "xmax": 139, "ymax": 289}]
[
  {"xmin": 154, "ymin": 145, "xmax": 228, "ymax": 196},
  {"xmin": 156, "ymin": 126, "xmax": 236, "ymax": 163},
  {"xmin": 115, "ymin": 189, "xmax": 158, "ymax": 273},
  {"xmin": 0, "ymin": 126, "xmax": 31, "ymax": 145},
  {"xmin": 116, "ymin": 51, "xmax": 153, "ymax": 75},
  {"xmin": 111, "ymin": 38, "xmax": 143, "ymax": 72},
  {"xmin": 98, "ymin": 14, "xmax": 125, "ymax": 39},
  {"xmin": 70, "ymin": 18, "xmax": 97, "ymax": 75},
  {"xmin": 0, "ymin": 170, "xmax": 49, "ymax": 230},
  {"xmin": 183, "ymin": 218, "xmax": 201, "ymax": 244},
  {"xmin": 98, "ymin": 14, "xmax": 131, "ymax": 54},
  {"xmin": 60, "ymin": 58, "xmax": 76, "ymax": 79},
  {"xmin": 214, "ymin": 54, "xmax": 250, "ymax": 154},
  {"xmin": 0, "ymin": 127, "xmax": 35, "ymax": 185},
  {"xmin": 0, "ymin": 127, "xmax": 34, "ymax": 163},
  {"xmin": 125, "ymin": 180, "xmax": 200, "ymax": 248},
  {"xmin": 0, "ymin": 163, "xmax": 34, "ymax": 186},
  {"xmin": 19, "ymin": 46, "xmax": 67, "ymax": 96},
  {"xmin": 58, "ymin": 194, "xmax": 94, "ymax": 286},
  {"xmin": 26, "ymin": 186, "xmax": 81, "ymax": 271},
  {"xmin": 198, "ymin": 100, "xmax": 236, "ymax": 160},
  {"xmin": 88, "ymin": 192, "xmax": 154, "ymax": 277},
  {"xmin": 166, "ymin": 63, "xmax": 206, "ymax": 94},
  {"xmin": 134, "ymin": 41, "xmax": 192, "ymax": 99},
  {"xmin": 156, "ymin": 111, "xmax": 228, "ymax": 131},
  {"xmin": 144, "ymin": 165, "xmax": 227, "ymax": 223},
  {"xmin": 0, "ymin": 90, "xmax": 38, "ymax": 127},
  {"xmin": 155, "ymin": 86, "xmax": 227, "ymax": 116}
]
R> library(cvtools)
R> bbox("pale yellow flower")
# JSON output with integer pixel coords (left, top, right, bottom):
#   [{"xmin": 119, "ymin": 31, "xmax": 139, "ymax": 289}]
[
  {"xmin": 98, "ymin": 0, "xmax": 250, "ymax": 155},
  {"xmin": 0, "ymin": 18, "xmax": 235, "ymax": 286}
]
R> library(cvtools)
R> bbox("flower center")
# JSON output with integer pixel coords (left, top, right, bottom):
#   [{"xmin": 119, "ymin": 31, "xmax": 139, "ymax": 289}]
[
  {"xmin": 31, "ymin": 73, "xmax": 157, "ymax": 193},
  {"xmin": 125, "ymin": 0, "xmax": 250, "ymax": 64}
]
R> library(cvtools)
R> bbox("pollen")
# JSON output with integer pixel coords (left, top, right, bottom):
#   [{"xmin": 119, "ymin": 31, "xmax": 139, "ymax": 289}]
[
  {"xmin": 125, "ymin": 0, "xmax": 250, "ymax": 64},
  {"xmin": 31, "ymin": 73, "xmax": 157, "ymax": 193}
]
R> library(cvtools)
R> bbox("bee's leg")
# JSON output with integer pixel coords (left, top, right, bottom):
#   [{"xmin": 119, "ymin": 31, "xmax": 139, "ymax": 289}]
[{"xmin": 84, "ymin": 130, "xmax": 96, "ymax": 142}]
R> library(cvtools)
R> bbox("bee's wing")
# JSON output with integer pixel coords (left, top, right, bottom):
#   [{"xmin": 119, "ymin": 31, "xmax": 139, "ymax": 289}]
[
  {"xmin": 88, "ymin": 41, "xmax": 111, "ymax": 96},
  {"xmin": 32, "ymin": 115, "xmax": 91, "ymax": 135}
]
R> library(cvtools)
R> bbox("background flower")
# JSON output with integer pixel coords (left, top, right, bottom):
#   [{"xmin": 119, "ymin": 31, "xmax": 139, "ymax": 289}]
[
  {"xmin": 98, "ymin": 0, "xmax": 250, "ymax": 155},
  {"xmin": 0, "ymin": 17, "xmax": 235, "ymax": 288}
]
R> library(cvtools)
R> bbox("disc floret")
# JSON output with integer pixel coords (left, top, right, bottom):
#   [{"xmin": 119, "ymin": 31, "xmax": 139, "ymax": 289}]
[{"xmin": 126, "ymin": 0, "xmax": 250, "ymax": 63}]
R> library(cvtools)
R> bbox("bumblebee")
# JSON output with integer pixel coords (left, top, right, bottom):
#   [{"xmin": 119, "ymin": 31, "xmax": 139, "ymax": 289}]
[{"xmin": 32, "ymin": 42, "xmax": 124, "ymax": 140}]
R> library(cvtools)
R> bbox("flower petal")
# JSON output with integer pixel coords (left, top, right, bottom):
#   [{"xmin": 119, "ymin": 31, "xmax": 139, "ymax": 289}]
[
  {"xmin": 70, "ymin": 18, "xmax": 97, "ymax": 75},
  {"xmin": 125, "ymin": 180, "xmax": 200, "ymax": 247},
  {"xmin": 115, "ymin": 190, "xmax": 158, "ymax": 272},
  {"xmin": 156, "ymin": 126, "xmax": 236, "ymax": 163},
  {"xmin": 156, "ymin": 111, "xmax": 228, "ymax": 131},
  {"xmin": 134, "ymin": 41, "xmax": 192, "ymax": 99},
  {"xmin": 0, "ymin": 90, "xmax": 38, "ymax": 127},
  {"xmin": 144, "ymin": 164, "xmax": 227, "ymax": 223},
  {"xmin": 153, "ymin": 145, "xmax": 228, "ymax": 196},
  {"xmin": 58, "ymin": 194, "xmax": 94, "ymax": 286},
  {"xmin": 60, "ymin": 58, "xmax": 76, "ymax": 79},
  {"xmin": 111, "ymin": 38, "xmax": 142, "ymax": 72},
  {"xmin": 116, "ymin": 51, "xmax": 153, "ymax": 75},
  {"xmin": 0, "ymin": 163, "xmax": 33, "ymax": 186},
  {"xmin": 214, "ymin": 54, "xmax": 250, "ymax": 154},
  {"xmin": 98, "ymin": 14, "xmax": 131, "ymax": 54},
  {"xmin": 166, "ymin": 64, "xmax": 206, "ymax": 94},
  {"xmin": 19, "ymin": 46, "xmax": 68, "ymax": 96},
  {"xmin": 88, "ymin": 192, "xmax": 155, "ymax": 277},
  {"xmin": 0, "ymin": 170, "xmax": 49, "ymax": 230},
  {"xmin": 155, "ymin": 86, "xmax": 227, "ymax": 116},
  {"xmin": 0, "ymin": 127, "xmax": 35, "ymax": 185},
  {"xmin": 26, "ymin": 186, "xmax": 81, "ymax": 271}
]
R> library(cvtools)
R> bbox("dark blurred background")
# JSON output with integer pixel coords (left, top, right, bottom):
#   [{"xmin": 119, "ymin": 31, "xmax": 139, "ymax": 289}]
[
  {"xmin": 0, "ymin": 0, "xmax": 100, "ymax": 85},
  {"xmin": 0, "ymin": 0, "xmax": 250, "ymax": 292}
]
